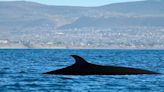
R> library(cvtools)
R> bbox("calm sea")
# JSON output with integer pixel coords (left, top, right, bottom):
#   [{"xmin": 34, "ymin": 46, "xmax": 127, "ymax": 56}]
[{"xmin": 0, "ymin": 49, "xmax": 163, "ymax": 92}]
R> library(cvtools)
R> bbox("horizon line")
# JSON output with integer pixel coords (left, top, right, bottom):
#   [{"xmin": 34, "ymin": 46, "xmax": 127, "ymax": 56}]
[{"xmin": 0, "ymin": 0, "xmax": 145, "ymax": 7}]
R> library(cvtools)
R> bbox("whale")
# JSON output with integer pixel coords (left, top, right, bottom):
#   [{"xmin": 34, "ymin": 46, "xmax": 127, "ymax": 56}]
[{"xmin": 43, "ymin": 55, "xmax": 160, "ymax": 75}]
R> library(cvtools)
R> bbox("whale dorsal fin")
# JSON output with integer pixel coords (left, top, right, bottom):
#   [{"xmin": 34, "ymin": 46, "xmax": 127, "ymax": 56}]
[{"xmin": 71, "ymin": 55, "xmax": 89, "ymax": 66}]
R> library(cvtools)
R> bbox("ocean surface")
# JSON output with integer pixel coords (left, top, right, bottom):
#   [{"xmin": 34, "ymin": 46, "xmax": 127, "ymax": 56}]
[{"xmin": 0, "ymin": 49, "xmax": 163, "ymax": 92}]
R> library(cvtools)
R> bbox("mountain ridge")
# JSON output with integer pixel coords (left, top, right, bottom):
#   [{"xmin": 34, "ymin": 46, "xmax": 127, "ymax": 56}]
[{"xmin": 0, "ymin": 0, "xmax": 164, "ymax": 48}]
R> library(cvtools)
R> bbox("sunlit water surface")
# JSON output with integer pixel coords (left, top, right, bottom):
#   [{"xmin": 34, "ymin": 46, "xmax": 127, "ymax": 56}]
[{"xmin": 0, "ymin": 49, "xmax": 163, "ymax": 91}]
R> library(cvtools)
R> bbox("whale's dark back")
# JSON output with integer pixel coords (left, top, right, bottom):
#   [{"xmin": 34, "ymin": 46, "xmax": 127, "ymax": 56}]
[{"xmin": 43, "ymin": 55, "xmax": 160, "ymax": 75}]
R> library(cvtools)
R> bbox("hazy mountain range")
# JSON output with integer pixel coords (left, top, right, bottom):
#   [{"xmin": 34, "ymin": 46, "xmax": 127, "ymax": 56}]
[{"xmin": 0, "ymin": 0, "xmax": 164, "ymax": 48}]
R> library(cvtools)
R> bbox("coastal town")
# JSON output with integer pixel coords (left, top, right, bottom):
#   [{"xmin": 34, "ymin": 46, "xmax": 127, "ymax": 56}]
[
  {"xmin": 0, "ymin": 27, "xmax": 164, "ymax": 49},
  {"xmin": 0, "ymin": 1, "xmax": 164, "ymax": 49}
]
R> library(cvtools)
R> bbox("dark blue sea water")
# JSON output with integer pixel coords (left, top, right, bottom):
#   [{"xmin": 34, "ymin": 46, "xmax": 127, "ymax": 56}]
[{"xmin": 0, "ymin": 49, "xmax": 163, "ymax": 92}]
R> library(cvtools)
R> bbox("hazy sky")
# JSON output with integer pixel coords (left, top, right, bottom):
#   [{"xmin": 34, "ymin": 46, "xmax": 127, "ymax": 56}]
[{"xmin": 0, "ymin": 0, "xmax": 144, "ymax": 6}]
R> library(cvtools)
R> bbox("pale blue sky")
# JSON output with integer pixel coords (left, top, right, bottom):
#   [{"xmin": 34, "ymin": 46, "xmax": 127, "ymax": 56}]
[{"xmin": 1, "ymin": 0, "xmax": 144, "ymax": 6}]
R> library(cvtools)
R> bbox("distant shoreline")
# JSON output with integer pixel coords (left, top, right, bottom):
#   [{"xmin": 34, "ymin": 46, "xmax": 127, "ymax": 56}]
[
  {"xmin": 0, "ymin": 43, "xmax": 164, "ymax": 50},
  {"xmin": 0, "ymin": 47, "xmax": 164, "ymax": 50}
]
